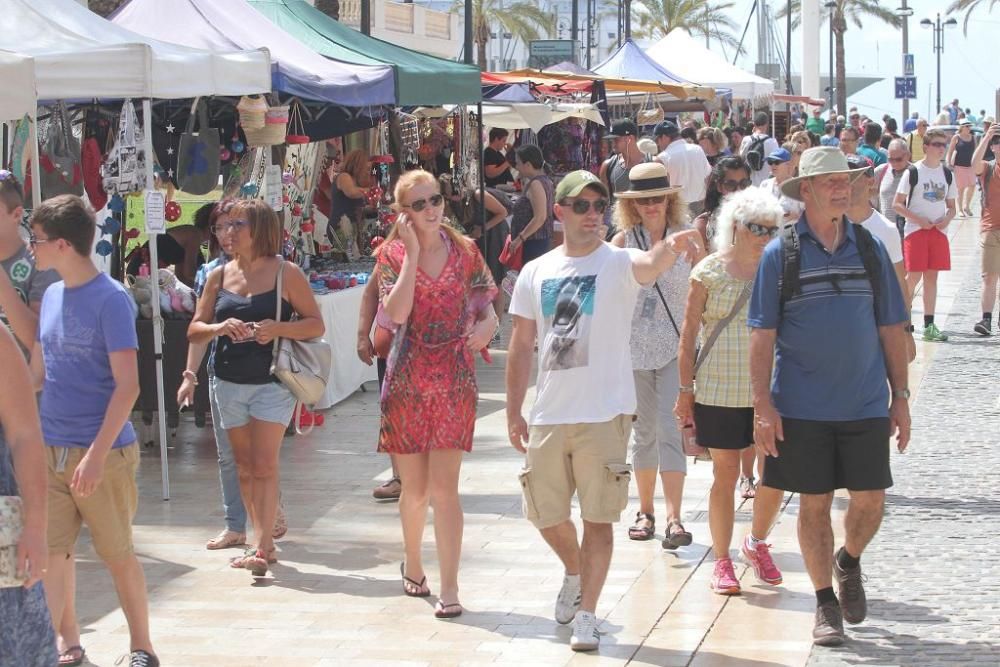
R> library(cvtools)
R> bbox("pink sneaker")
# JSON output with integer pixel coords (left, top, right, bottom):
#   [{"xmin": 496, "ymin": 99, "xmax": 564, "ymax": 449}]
[
  {"xmin": 741, "ymin": 537, "xmax": 783, "ymax": 585},
  {"xmin": 710, "ymin": 558, "xmax": 741, "ymax": 595}
]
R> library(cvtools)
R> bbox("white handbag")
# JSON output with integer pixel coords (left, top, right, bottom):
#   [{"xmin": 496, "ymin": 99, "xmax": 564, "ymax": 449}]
[{"xmin": 0, "ymin": 495, "xmax": 27, "ymax": 588}]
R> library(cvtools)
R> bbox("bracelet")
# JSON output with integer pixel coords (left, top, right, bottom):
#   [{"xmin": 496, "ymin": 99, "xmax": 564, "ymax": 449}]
[
  {"xmin": 679, "ymin": 385, "xmax": 695, "ymax": 394},
  {"xmin": 182, "ymin": 369, "xmax": 199, "ymax": 385}
]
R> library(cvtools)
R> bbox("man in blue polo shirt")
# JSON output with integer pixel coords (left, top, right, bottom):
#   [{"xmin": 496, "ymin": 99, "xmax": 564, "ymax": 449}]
[{"xmin": 747, "ymin": 147, "xmax": 911, "ymax": 647}]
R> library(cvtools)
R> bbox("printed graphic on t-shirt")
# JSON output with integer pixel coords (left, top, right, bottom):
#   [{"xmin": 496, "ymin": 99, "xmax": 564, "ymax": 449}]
[
  {"xmin": 540, "ymin": 275, "xmax": 596, "ymax": 371},
  {"xmin": 0, "ymin": 257, "xmax": 32, "ymax": 332},
  {"xmin": 921, "ymin": 180, "xmax": 948, "ymax": 204}
]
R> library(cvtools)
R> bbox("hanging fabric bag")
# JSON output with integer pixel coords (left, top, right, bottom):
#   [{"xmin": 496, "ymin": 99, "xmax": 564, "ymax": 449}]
[
  {"xmin": 101, "ymin": 99, "xmax": 148, "ymax": 197},
  {"xmin": 177, "ymin": 98, "xmax": 221, "ymax": 195},
  {"xmin": 38, "ymin": 102, "xmax": 83, "ymax": 199}
]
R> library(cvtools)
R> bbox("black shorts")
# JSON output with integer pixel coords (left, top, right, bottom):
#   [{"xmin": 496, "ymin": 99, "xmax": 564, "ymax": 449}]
[
  {"xmin": 694, "ymin": 403, "xmax": 754, "ymax": 450},
  {"xmin": 762, "ymin": 417, "xmax": 893, "ymax": 494}
]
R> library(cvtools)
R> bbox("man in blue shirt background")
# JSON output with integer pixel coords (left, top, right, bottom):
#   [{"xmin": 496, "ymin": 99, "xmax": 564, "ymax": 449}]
[{"xmin": 748, "ymin": 148, "xmax": 911, "ymax": 648}]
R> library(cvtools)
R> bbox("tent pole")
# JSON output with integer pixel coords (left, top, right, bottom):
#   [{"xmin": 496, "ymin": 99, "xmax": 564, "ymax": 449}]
[
  {"xmin": 30, "ymin": 112, "xmax": 41, "ymax": 209},
  {"xmin": 142, "ymin": 98, "xmax": 170, "ymax": 501},
  {"xmin": 476, "ymin": 103, "xmax": 485, "ymax": 255}
]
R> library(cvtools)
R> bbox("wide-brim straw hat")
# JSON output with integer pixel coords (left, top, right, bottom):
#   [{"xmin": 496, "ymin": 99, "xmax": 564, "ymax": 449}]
[
  {"xmin": 780, "ymin": 146, "xmax": 870, "ymax": 201},
  {"xmin": 615, "ymin": 162, "xmax": 683, "ymax": 199}
]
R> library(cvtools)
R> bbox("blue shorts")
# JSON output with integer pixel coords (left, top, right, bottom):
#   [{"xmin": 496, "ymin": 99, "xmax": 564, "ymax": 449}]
[{"xmin": 211, "ymin": 378, "xmax": 297, "ymax": 429}]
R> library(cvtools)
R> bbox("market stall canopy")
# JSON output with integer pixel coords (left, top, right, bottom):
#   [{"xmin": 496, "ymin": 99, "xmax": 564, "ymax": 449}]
[
  {"xmin": 460, "ymin": 102, "xmax": 604, "ymax": 133},
  {"xmin": 496, "ymin": 68, "xmax": 711, "ymax": 100},
  {"xmin": 593, "ymin": 40, "xmax": 720, "ymax": 100},
  {"xmin": 646, "ymin": 30, "xmax": 774, "ymax": 102},
  {"xmin": 112, "ymin": 0, "xmax": 395, "ymax": 106},
  {"xmin": 0, "ymin": 51, "xmax": 36, "ymax": 119},
  {"xmin": 773, "ymin": 93, "xmax": 826, "ymax": 107},
  {"xmin": 247, "ymin": 0, "xmax": 480, "ymax": 106},
  {"xmin": 29, "ymin": 0, "xmax": 271, "ymax": 99},
  {"xmin": 544, "ymin": 61, "xmax": 598, "ymax": 76}
]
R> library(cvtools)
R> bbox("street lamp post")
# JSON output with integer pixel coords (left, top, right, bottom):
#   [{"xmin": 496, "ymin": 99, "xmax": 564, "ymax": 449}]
[
  {"xmin": 824, "ymin": 1, "xmax": 836, "ymax": 111},
  {"xmin": 920, "ymin": 13, "xmax": 958, "ymax": 117},
  {"xmin": 897, "ymin": 2, "xmax": 913, "ymax": 122}
]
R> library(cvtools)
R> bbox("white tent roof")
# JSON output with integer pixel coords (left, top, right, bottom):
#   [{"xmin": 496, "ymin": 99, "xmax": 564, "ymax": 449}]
[
  {"xmin": 0, "ymin": 0, "xmax": 270, "ymax": 100},
  {"xmin": 0, "ymin": 51, "xmax": 36, "ymax": 120},
  {"xmin": 646, "ymin": 30, "xmax": 774, "ymax": 102},
  {"xmin": 424, "ymin": 102, "xmax": 605, "ymax": 133}
]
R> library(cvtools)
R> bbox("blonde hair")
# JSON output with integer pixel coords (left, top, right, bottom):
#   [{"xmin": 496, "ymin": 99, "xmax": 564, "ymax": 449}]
[
  {"xmin": 713, "ymin": 187, "xmax": 783, "ymax": 251},
  {"xmin": 697, "ymin": 127, "xmax": 726, "ymax": 152},
  {"xmin": 611, "ymin": 191, "xmax": 687, "ymax": 234},
  {"xmin": 383, "ymin": 169, "xmax": 472, "ymax": 253},
  {"xmin": 788, "ymin": 132, "xmax": 811, "ymax": 153},
  {"xmin": 230, "ymin": 198, "xmax": 282, "ymax": 259},
  {"xmin": 341, "ymin": 149, "xmax": 371, "ymax": 188}
]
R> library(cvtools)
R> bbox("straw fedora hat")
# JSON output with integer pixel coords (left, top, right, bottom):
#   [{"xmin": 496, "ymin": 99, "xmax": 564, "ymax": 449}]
[
  {"xmin": 615, "ymin": 162, "xmax": 682, "ymax": 199},
  {"xmin": 780, "ymin": 146, "xmax": 870, "ymax": 201}
]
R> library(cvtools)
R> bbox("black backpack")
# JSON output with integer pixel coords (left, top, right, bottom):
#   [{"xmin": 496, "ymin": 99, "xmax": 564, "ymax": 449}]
[
  {"xmin": 779, "ymin": 221, "xmax": 882, "ymax": 317},
  {"xmin": 905, "ymin": 163, "xmax": 953, "ymax": 207},
  {"xmin": 745, "ymin": 134, "xmax": 770, "ymax": 172}
]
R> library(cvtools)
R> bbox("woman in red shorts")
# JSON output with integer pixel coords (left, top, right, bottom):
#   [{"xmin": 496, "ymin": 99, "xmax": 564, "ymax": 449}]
[{"xmin": 375, "ymin": 170, "xmax": 498, "ymax": 618}]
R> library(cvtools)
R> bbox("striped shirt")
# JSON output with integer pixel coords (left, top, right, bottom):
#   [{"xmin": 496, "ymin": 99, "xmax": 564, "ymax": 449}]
[{"xmin": 690, "ymin": 253, "xmax": 753, "ymax": 408}]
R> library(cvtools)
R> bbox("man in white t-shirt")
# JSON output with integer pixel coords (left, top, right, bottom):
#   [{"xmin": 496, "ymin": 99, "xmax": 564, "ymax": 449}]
[
  {"xmin": 740, "ymin": 112, "xmax": 781, "ymax": 187},
  {"xmin": 506, "ymin": 170, "xmax": 703, "ymax": 652},
  {"xmin": 845, "ymin": 155, "xmax": 915, "ymax": 361},
  {"xmin": 654, "ymin": 120, "xmax": 711, "ymax": 217},
  {"xmin": 893, "ymin": 128, "xmax": 957, "ymax": 342}
]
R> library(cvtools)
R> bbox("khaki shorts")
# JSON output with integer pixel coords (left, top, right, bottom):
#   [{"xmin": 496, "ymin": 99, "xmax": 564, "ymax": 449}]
[
  {"xmin": 47, "ymin": 444, "xmax": 139, "ymax": 560},
  {"xmin": 981, "ymin": 230, "xmax": 1000, "ymax": 275},
  {"xmin": 518, "ymin": 415, "xmax": 633, "ymax": 529}
]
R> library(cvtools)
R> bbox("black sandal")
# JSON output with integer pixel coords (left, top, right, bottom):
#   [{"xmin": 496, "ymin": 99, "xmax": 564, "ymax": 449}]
[
  {"xmin": 662, "ymin": 519, "xmax": 693, "ymax": 550},
  {"xmin": 400, "ymin": 562, "xmax": 431, "ymax": 597},
  {"xmin": 58, "ymin": 646, "xmax": 85, "ymax": 667},
  {"xmin": 627, "ymin": 511, "xmax": 655, "ymax": 541},
  {"xmin": 434, "ymin": 600, "xmax": 464, "ymax": 619}
]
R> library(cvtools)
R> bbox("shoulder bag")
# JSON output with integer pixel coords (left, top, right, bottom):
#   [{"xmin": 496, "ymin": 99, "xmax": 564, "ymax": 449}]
[
  {"xmin": 177, "ymin": 98, "xmax": 221, "ymax": 195},
  {"xmin": 0, "ymin": 495, "xmax": 26, "ymax": 588},
  {"xmin": 270, "ymin": 260, "xmax": 332, "ymax": 434}
]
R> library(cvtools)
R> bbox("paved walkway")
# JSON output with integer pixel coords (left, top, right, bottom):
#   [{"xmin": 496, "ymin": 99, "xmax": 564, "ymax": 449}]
[{"xmin": 69, "ymin": 216, "xmax": 994, "ymax": 666}]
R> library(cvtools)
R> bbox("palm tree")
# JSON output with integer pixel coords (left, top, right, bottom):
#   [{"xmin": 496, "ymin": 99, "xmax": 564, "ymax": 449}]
[
  {"xmin": 631, "ymin": 0, "xmax": 743, "ymax": 54},
  {"xmin": 450, "ymin": 0, "xmax": 554, "ymax": 70},
  {"xmin": 945, "ymin": 0, "xmax": 1000, "ymax": 33},
  {"xmin": 88, "ymin": 0, "xmax": 126, "ymax": 17},
  {"xmin": 314, "ymin": 0, "xmax": 341, "ymax": 21},
  {"xmin": 778, "ymin": 1, "xmax": 900, "ymax": 118}
]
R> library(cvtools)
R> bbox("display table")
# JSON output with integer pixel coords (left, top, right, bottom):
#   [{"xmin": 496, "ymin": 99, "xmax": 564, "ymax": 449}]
[{"xmin": 315, "ymin": 286, "xmax": 378, "ymax": 409}]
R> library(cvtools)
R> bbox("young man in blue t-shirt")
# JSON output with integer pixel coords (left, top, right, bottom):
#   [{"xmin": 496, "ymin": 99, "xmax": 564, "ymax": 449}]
[{"xmin": 29, "ymin": 195, "xmax": 158, "ymax": 667}]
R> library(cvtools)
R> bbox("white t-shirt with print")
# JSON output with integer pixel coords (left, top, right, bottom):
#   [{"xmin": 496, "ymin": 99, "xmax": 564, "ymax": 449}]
[
  {"xmin": 509, "ymin": 243, "xmax": 643, "ymax": 426},
  {"xmin": 855, "ymin": 209, "xmax": 903, "ymax": 264},
  {"xmin": 895, "ymin": 161, "xmax": 957, "ymax": 237}
]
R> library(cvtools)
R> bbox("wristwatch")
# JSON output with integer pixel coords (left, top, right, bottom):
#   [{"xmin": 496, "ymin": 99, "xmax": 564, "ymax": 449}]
[{"xmin": 892, "ymin": 388, "xmax": 910, "ymax": 400}]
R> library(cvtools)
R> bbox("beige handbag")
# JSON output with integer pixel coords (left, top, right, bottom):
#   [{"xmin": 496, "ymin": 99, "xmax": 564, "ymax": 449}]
[
  {"xmin": 270, "ymin": 261, "xmax": 332, "ymax": 431},
  {"xmin": 0, "ymin": 495, "xmax": 27, "ymax": 588}
]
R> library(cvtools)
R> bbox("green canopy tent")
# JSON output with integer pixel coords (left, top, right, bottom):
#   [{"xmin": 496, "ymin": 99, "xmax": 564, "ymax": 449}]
[{"xmin": 248, "ymin": 0, "xmax": 481, "ymax": 106}]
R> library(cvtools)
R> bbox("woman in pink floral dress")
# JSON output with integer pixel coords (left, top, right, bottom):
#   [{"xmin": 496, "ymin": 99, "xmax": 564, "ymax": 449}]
[{"xmin": 376, "ymin": 170, "xmax": 497, "ymax": 618}]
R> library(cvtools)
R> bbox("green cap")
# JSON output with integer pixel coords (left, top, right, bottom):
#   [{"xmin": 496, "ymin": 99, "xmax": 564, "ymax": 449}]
[{"xmin": 555, "ymin": 170, "xmax": 609, "ymax": 202}]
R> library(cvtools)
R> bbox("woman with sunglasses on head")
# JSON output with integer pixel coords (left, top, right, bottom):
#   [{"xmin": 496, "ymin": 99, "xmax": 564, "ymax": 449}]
[
  {"xmin": 694, "ymin": 156, "xmax": 753, "ymax": 248},
  {"xmin": 675, "ymin": 187, "xmax": 786, "ymax": 596},
  {"xmin": 509, "ymin": 145, "xmax": 555, "ymax": 263},
  {"xmin": 188, "ymin": 200, "xmax": 323, "ymax": 578},
  {"xmin": 610, "ymin": 163, "xmax": 704, "ymax": 549},
  {"xmin": 375, "ymin": 170, "xmax": 498, "ymax": 618}
]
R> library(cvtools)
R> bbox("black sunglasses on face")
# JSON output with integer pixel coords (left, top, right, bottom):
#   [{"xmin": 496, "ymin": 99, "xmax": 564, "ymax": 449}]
[
  {"xmin": 568, "ymin": 198, "xmax": 609, "ymax": 215},
  {"xmin": 403, "ymin": 194, "xmax": 444, "ymax": 212},
  {"xmin": 720, "ymin": 178, "xmax": 752, "ymax": 192},
  {"xmin": 744, "ymin": 221, "xmax": 778, "ymax": 238},
  {"xmin": 634, "ymin": 195, "xmax": 666, "ymax": 206}
]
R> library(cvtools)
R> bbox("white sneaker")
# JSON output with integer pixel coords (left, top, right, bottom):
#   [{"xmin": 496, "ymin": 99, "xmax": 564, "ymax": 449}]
[
  {"xmin": 554, "ymin": 574, "xmax": 581, "ymax": 624},
  {"xmin": 570, "ymin": 610, "xmax": 600, "ymax": 651}
]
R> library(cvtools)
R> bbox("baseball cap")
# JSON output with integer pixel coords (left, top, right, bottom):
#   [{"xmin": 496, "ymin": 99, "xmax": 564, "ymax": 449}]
[
  {"xmin": 766, "ymin": 147, "xmax": 792, "ymax": 164},
  {"xmin": 555, "ymin": 170, "xmax": 609, "ymax": 201},
  {"xmin": 607, "ymin": 119, "xmax": 638, "ymax": 137},
  {"xmin": 653, "ymin": 120, "xmax": 679, "ymax": 138}
]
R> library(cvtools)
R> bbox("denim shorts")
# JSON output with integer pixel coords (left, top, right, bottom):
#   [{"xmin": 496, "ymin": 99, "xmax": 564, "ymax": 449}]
[{"xmin": 211, "ymin": 378, "xmax": 297, "ymax": 429}]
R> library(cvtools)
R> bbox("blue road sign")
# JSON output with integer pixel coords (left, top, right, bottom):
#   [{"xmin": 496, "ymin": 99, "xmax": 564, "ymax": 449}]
[
  {"xmin": 903, "ymin": 54, "xmax": 914, "ymax": 77},
  {"xmin": 895, "ymin": 76, "xmax": 917, "ymax": 100}
]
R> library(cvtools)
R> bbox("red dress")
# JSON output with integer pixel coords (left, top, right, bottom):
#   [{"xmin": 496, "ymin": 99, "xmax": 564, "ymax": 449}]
[{"xmin": 375, "ymin": 235, "xmax": 498, "ymax": 454}]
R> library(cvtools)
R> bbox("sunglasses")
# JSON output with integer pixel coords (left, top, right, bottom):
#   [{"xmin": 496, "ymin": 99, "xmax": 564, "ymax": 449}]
[
  {"xmin": 927, "ymin": 142, "xmax": 948, "ymax": 148},
  {"xmin": 210, "ymin": 220, "xmax": 250, "ymax": 234},
  {"xmin": 744, "ymin": 221, "xmax": 778, "ymax": 238},
  {"xmin": 766, "ymin": 159, "xmax": 787, "ymax": 166},
  {"xmin": 402, "ymin": 194, "xmax": 444, "ymax": 212},
  {"xmin": 634, "ymin": 195, "xmax": 666, "ymax": 206},
  {"xmin": 0, "ymin": 170, "xmax": 17, "ymax": 183},
  {"xmin": 567, "ymin": 198, "xmax": 609, "ymax": 215},
  {"xmin": 888, "ymin": 156, "xmax": 908, "ymax": 163},
  {"xmin": 720, "ymin": 178, "xmax": 752, "ymax": 192}
]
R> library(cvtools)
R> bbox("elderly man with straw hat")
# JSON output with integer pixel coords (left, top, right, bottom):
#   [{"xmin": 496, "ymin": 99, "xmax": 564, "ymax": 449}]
[{"xmin": 746, "ymin": 147, "xmax": 911, "ymax": 647}]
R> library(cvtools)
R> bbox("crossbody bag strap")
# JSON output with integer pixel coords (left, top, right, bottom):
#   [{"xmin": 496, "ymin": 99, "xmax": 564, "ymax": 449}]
[
  {"xmin": 271, "ymin": 257, "xmax": 285, "ymax": 361},
  {"xmin": 693, "ymin": 281, "xmax": 752, "ymax": 374},
  {"xmin": 633, "ymin": 226, "xmax": 681, "ymax": 336}
]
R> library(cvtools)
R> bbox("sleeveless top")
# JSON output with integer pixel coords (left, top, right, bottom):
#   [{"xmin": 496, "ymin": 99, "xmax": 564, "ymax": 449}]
[
  {"xmin": 213, "ymin": 263, "xmax": 293, "ymax": 385},
  {"xmin": 954, "ymin": 135, "xmax": 975, "ymax": 167},
  {"xmin": 511, "ymin": 175, "xmax": 554, "ymax": 241},
  {"xmin": 330, "ymin": 176, "xmax": 365, "ymax": 224},
  {"xmin": 625, "ymin": 224, "xmax": 692, "ymax": 370}
]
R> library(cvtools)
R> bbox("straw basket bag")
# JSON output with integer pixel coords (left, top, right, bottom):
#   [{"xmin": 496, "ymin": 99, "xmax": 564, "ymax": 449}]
[
  {"xmin": 242, "ymin": 100, "xmax": 289, "ymax": 147},
  {"xmin": 237, "ymin": 95, "xmax": 267, "ymax": 130}
]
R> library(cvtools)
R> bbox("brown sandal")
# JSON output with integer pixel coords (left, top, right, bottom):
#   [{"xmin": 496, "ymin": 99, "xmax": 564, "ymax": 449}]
[
  {"xmin": 627, "ymin": 512, "xmax": 655, "ymax": 541},
  {"xmin": 662, "ymin": 520, "xmax": 693, "ymax": 550},
  {"xmin": 401, "ymin": 562, "xmax": 431, "ymax": 597},
  {"xmin": 434, "ymin": 600, "xmax": 463, "ymax": 618}
]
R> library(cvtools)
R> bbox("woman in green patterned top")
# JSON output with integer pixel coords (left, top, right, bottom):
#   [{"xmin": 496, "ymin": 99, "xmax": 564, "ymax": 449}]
[{"xmin": 674, "ymin": 187, "xmax": 786, "ymax": 596}]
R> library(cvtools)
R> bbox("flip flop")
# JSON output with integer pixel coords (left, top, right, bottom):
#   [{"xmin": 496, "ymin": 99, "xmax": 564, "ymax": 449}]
[
  {"xmin": 400, "ymin": 562, "xmax": 431, "ymax": 597},
  {"xmin": 434, "ymin": 600, "xmax": 464, "ymax": 619},
  {"xmin": 58, "ymin": 646, "xmax": 85, "ymax": 667}
]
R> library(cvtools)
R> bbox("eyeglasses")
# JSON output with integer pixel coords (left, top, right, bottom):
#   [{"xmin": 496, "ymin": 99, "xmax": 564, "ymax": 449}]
[
  {"xmin": 888, "ymin": 156, "xmax": 908, "ymax": 163},
  {"xmin": 210, "ymin": 220, "xmax": 250, "ymax": 234},
  {"xmin": 28, "ymin": 235, "xmax": 53, "ymax": 247},
  {"xmin": 567, "ymin": 198, "xmax": 609, "ymax": 215},
  {"xmin": 744, "ymin": 221, "xmax": 778, "ymax": 238},
  {"xmin": 634, "ymin": 195, "xmax": 666, "ymax": 206},
  {"xmin": 927, "ymin": 142, "xmax": 948, "ymax": 148},
  {"xmin": 402, "ymin": 194, "xmax": 444, "ymax": 212},
  {"xmin": 720, "ymin": 178, "xmax": 752, "ymax": 192}
]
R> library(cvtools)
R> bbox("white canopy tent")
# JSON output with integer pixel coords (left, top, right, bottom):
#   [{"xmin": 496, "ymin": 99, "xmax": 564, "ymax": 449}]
[
  {"xmin": 421, "ymin": 102, "xmax": 605, "ymax": 133},
  {"xmin": 646, "ymin": 30, "xmax": 774, "ymax": 103},
  {"xmin": 0, "ymin": 50, "xmax": 41, "ymax": 210}
]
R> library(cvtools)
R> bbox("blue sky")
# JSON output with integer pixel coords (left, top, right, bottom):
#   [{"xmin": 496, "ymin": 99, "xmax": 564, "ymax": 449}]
[{"xmin": 720, "ymin": 0, "xmax": 998, "ymax": 121}]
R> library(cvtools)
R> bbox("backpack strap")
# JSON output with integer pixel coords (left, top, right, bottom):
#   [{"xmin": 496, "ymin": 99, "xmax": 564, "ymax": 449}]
[
  {"xmin": 778, "ymin": 224, "xmax": 801, "ymax": 316},
  {"xmin": 942, "ymin": 164, "xmax": 953, "ymax": 187},
  {"xmin": 983, "ymin": 161, "xmax": 996, "ymax": 210},
  {"xmin": 852, "ymin": 223, "xmax": 882, "ymax": 318},
  {"xmin": 906, "ymin": 164, "xmax": 919, "ymax": 207}
]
